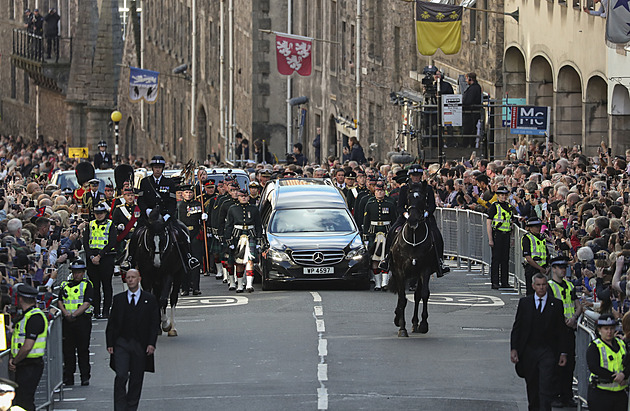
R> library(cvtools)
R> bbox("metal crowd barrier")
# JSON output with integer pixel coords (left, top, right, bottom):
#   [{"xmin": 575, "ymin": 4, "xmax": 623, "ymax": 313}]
[
  {"xmin": 436, "ymin": 208, "xmax": 553, "ymax": 294},
  {"xmin": 0, "ymin": 350, "xmax": 10, "ymax": 380},
  {"xmin": 575, "ymin": 311, "xmax": 599, "ymax": 410},
  {"xmin": 35, "ymin": 312, "xmax": 64, "ymax": 410}
]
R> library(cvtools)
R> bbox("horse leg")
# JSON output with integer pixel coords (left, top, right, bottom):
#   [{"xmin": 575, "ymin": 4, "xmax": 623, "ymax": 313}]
[
  {"xmin": 160, "ymin": 275, "xmax": 174, "ymax": 333},
  {"xmin": 167, "ymin": 276, "xmax": 179, "ymax": 337},
  {"xmin": 419, "ymin": 273, "xmax": 430, "ymax": 334},
  {"xmin": 395, "ymin": 287, "xmax": 408, "ymax": 337},
  {"xmin": 411, "ymin": 279, "xmax": 422, "ymax": 333}
]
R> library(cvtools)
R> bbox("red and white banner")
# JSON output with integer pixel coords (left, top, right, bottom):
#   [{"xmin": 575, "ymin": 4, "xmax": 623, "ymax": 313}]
[{"xmin": 275, "ymin": 33, "xmax": 312, "ymax": 76}]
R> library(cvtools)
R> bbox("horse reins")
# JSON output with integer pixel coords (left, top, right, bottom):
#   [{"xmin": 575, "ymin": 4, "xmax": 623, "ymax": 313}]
[{"xmin": 401, "ymin": 221, "xmax": 429, "ymax": 247}]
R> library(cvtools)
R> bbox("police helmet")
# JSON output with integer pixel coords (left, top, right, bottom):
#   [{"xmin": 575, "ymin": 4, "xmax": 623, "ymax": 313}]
[
  {"xmin": 98, "ymin": 140, "xmax": 108, "ymax": 148},
  {"xmin": 149, "ymin": 156, "xmax": 166, "ymax": 167}
]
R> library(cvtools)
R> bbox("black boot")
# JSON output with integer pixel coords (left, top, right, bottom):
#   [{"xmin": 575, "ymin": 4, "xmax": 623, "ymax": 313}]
[
  {"xmin": 378, "ymin": 255, "xmax": 390, "ymax": 272},
  {"xmin": 437, "ymin": 259, "xmax": 450, "ymax": 277}
]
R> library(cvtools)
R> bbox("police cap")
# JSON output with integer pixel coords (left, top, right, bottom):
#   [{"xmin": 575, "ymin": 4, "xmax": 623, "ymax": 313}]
[
  {"xmin": 17, "ymin": 284, "xmax": 38, "ymax": 299},
  {"xmin": 93, "ymin": 202, "xmax": 109, "ymax": 213},
  {"xmin": 0, "ymin": 378, "xmax": 17, "ymax": 393},
  {"xmin": 549, "ymin": 256, "xmax": 570, "ymax": 267},
  {"xmin": 70, "ymin": 260, "xmax": 87, "ymax": 270},
  {"xmin": 408, "ymin": 165, "xmax": 424, "ymax": 175},
  {"xmin": 98, "ymin": 140, "xmax": 108, "ymax": 148},
  {"xmin": 596, "ymin": 313, "xmax": 617, "ymax": 327},
  {"xmin": 526, "ymin": 217, "xmax": 543, "ymax": 227},
  {"xmin": 495, "ymin": 186, "xmax": 509, "ymax": 195},
  {"xmin": 149, "ymin": 156, "xmax": 166, "ymax": 166}
]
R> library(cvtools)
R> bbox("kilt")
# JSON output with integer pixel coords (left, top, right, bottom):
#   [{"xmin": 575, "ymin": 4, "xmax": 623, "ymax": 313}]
[
  {"xmin": 368, "ymin": 232, "xmax": 387, "ymax": 261},
  {"xmin": 228, "ymin": 229, "xmax": 258, "ymax": 265}
]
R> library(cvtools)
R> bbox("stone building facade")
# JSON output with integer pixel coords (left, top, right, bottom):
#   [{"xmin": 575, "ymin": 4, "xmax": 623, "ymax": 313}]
[{"xmin": 0, "ymin": 0, "xmax": 123, "ymax": 156}]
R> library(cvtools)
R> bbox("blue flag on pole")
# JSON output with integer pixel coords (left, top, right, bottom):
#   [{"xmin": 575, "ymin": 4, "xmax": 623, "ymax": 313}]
[
  {"xmin": 129, "ymin": 67, "xmax": 159, "ymax": 103},
  {"xmin": 607, "ymin": 0, "xmax": 630, "ymax": 44}
]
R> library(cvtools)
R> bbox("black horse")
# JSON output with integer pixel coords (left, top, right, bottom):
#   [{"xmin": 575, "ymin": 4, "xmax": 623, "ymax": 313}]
[
  {"xmin": 131, "ymin": 208, "xmax": 186, "ymax": 337},
  {"xmin": 389, "ymin": 181, "xmax": 439, "ymax": 337}
]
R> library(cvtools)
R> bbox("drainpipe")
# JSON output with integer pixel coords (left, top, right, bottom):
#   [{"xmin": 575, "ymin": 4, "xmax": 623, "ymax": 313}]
[
  {"xmin": 286, "ymin": 0, "xmax": 293, "ymax": 155},
  {"xmin": 191, "ymin": 0, "xmax": 197, "ymax": 140},
  {"xmin": 228, "ymin": 0, "xmax": 234, "ymax": 163},
  {"xmin": 356, "ymin": 0, "xmax": 361, "ymax": 142},
  {"xmin": 220, "ymin": 0, "xmax": 226, "ymax": 162}
]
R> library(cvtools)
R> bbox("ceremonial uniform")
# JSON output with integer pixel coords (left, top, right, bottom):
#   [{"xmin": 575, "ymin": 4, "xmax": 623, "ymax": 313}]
[
  {"xmin": 522, "ymin": 219, "xmax": 548, "ymax": 296},
  {"xmin": 59, "ymin": 273, "xmax": 93, "ymax": 386},
  {"xmin": 178, "ymin": 195, "xmax": 204, "ymax": 294},
  {"xmin": 94, "ymin": 141, "xmax": 113, "ymax": 169},
  {"xmin": 347, "ymin": 184, "xmax": 368, "ymax": 214},
  {"xmin": 209, "ymin": 190, "xmax": 230, "ymax": 282},
  {"xmin": 487, "ymin": 190, "xmax": 514, "ymax": 289},
  {"xmin": 137, "ymin": 174, "xmax": 177, "ymax": 219},
  {"xmin": 112, "ymin": 198, "xmax": 141, "ymax": 268},
  {"xmin": 225, "ymin": 199, "xmax": 263, "ymax": 292},
  {"xmin": 363, "ymin": 191, "xmax": 397, "ymax": 290},
  {"xmin": 354, "ymin": 188, "xmax": 375, "ymax": 233},
  {"xmin": 84, "ymin": 207, "xmax": 117, "ymax": 317},
  {"xmin": 587, "ymin": 315, "xmax": 630, "ymax": 411},
  {"xmin": 216, "ymin": 192, "xmax": 239, "ymax": 289},
  {"xmin": 84, "ymin": 182, "xmax": 106, "ymax": 220}
]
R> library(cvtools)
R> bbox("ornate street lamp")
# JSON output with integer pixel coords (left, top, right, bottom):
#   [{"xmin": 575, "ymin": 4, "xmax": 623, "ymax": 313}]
[{"xmin": 111, "ymin": 110, "xmax": 122, "ymax": 163}]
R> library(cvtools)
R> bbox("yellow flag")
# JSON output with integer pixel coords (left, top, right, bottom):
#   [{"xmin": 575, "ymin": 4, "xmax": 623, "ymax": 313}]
[{"xmin": 415, "ymin": 1, "xmax": 463, "ymax": 56}]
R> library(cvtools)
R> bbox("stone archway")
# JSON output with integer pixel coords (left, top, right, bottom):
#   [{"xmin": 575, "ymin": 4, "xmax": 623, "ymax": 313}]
[
  {"xmin": 528, "ymin": 56, "xmax": 554, "ymax": 146},
  {"xmin": 611, "ymin": 84, "xmax": 630, "ymax": 156},
  {"xmin": 584, "ymin": 76, "xmax": 608, "ymax": 155},
  {"xmin": 328, "ymin": 115, "xmax": 338, "ymax": 160},
  {"xmin": 125, "ymin": 116, "xmax": 135, "ymax": 157},
  {"xmin": 196, "ymin": 106, "xmax": 208, "ymax": 161},
  {"xmin": 504, "ymin": 47, "xmax": 526, "ymax": 99},
  {"xmin": 555, "ymin": 65, "xmax": 582, "ymax": 149}
]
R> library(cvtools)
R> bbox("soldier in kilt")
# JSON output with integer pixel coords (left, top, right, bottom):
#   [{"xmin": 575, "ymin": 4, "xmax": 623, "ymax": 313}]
[
  {"xmin": 215, "ymin": 181, "xmax": 240, "ymax": 290},
  {"xmin": 225, "ymin": 189, "xmax": 263, "ymax": 293},
  {"xmin": 209, "ymin": 179, "xmax": 229, "ymax": 283},
  {"xmin": 363, "ymin": 181, "xmax": 397, "ymax": 290}
]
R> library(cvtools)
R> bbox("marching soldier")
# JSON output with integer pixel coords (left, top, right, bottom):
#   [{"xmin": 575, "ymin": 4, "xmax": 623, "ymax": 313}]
[
  {"xmin": 9, "ymin": 284, "xmax": 48, "ymax": 411},
  {"xmin": 137, "ymin": 155, "xmax": 199, "ymax": 270},
  {"xmin": 209, "ymin": 179, "xmax": 230, "ymax": 283},
  {"xmin": 113, "ymin": 187, "xmax": 141, "ymax": 271},
  {"xmin": 486, "ymin": 186, "xmax": 514, "ymax": 289},
  {"xmin": 363, "ymin": 181, "xmax": 397, "ymax": 291},
  {"xmin": 58, "ymin": 260, "xmax": 93, "ymax": 387},
  {"xmin": 94, "ymin": 140, "xmax": 113, "ymax": 170},
  {"xmin": 84, "ymin": 202, "xmax": 116, "ymax": 318},
  {"xmin": 178, "ymin": 185, "xmax": 206, "ymax": 296},
  {"xmin": 199, "ymin": 179, "xmax": 216, "ymax": 277},
  {"xmin": 548, "ymin": 256, "xmax": 582, "ymax": 408},
  {"xmin": 225, "ymin": 189, "xmax": 263, "ymax": 293},
  {"xmin": 215, "ymin": 181, "xmax": 241, "ymax": 290},
  {"xmin": 354, "ymin": 176, "xmax": 378, "ymax": 232},
  {"xmin": 522, "ymin": 216, "xmax": 548, "ymax": 296}
]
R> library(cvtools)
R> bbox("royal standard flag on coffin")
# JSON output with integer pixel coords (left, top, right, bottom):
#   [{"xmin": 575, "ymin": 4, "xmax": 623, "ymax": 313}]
[{"xmin": 415, "ymin": 1, "xmax": 463, "ymax": 56}]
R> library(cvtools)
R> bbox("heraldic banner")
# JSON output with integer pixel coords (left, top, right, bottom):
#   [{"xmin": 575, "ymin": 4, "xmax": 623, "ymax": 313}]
[
  {"xmin": 129, "ymin": 67, "xmax": 159, "ymax": 103},
  {"xmin": 415, "ymin": 1, "xmax": 463, "ymax": 56},
  {"xmin": 275, "ymin": 32, "xmax": 313, "ymax": 76}
]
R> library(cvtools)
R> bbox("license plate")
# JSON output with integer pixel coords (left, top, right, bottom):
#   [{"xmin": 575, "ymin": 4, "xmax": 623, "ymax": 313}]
[{"xmin": 304, "ymin": 267, "xmax": 334, "ymax": 274}]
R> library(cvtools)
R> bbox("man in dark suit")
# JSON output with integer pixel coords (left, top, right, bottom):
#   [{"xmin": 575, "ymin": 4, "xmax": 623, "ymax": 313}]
[
  {"xmin": 106, "ymin": 269, "xmax": 160, "ymax": 411},
  {"xmin": 510, "ymin": 273, "xmax": 568, "ymax": 411},
  {"xmin": 94, "ymin": 141, "xmax": 113, "ymax": 169},
  {"xmin": 462, "ymin": 71, "xmax": 482, "ymax": 147}
]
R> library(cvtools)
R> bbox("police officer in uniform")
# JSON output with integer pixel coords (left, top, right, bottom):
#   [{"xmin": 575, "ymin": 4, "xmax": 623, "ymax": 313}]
[
  {"xmin": 363, "ymin": 181, "xmax": 397, "ymax": 291},
  {"xmin": 84, "ymin": 202, "xmax": 117, "ymax": 318},
  {"xmin": 521, "ymin": 217, "xmax": 548, "ymax": 296},
  {"xmin": 225, "ymin": 189, "xmax": 263, "ymax": 293},
  {"xmin": 486, "ymin": 186, "xmax": 514, "ymax": 289},
  {"xmin": 8, "ymin": 284, "xmax": 47, "ymax": 411},
  {"xmin": 587, "ymin": 314, "xmax": 629, "ymax": 411},
  {"xmin": 0, "ymin": 377, "xmax": 25, "ymax": 411},
  {"xmin": 113, "ymin": 187, "xmax": 141, "ymax": 271},
  {"xmin": 58, "ymin": 261, "xmax": 94, "ymax": 386},
  {"xmin": 548, "ymin": 256, "xmax": 582, "ymax": 408},
  {"xmin": 94, "ymin": 140, "xmax": 113, "ymax": 170},
  {"xmin": 178, "ymin": 185, "xmax": 206, "ymax": 296},
  {"xmin": 380, "ymin": 165, "xmax": 450, "ymax": 276},
  {"xmin": 137, "ymin": 155, "xmax": 199, "ymax": 270}
]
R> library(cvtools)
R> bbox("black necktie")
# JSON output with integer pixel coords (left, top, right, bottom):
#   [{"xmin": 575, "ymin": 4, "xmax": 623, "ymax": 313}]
[
  {"xmin": 131, "ymin": 293, "xmax": 136, "ymax": 306},
  {"xmin": 538, "ymin": 298, "xmax": 543, "ymax": 313}
]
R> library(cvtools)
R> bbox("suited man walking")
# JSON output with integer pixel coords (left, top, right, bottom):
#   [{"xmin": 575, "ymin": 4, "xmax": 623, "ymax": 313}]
[
  {"xmin": 510, "ymin": 273, "xmax": 568, "ymax": 411},
  {"xmin": 106, "ymin": 269, "xmax": 159, "ymax": 411}
]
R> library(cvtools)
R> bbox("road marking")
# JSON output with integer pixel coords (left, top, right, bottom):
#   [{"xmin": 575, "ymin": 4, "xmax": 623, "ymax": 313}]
[
  {"xmin": 316, "ymin": 319, "xmax": 326, "ymax": 333},
  {"xmin": 318, "ymin": 364, "xmax": 328, "ymax": 381},
  {"xmin": 406, "ymin": 292, "xmax": 504, "ymax": 307},
  {"xmin": 318, "ymin": 387, "xmax": 328, "ymax": 410},
  {"xmin": 310, "ymin": 292, "xmax": 322, "ymax": 302},
  {"xmin": 176, "ymin": 296, "xmax": 248, "ymax": 309},
  {"xmin": 314, "ymin": 306, "xmax": 323, "ymax": 316},
  {"xmin": 318, "ymin": 339, "xmax": 328, "ymax": 356}
]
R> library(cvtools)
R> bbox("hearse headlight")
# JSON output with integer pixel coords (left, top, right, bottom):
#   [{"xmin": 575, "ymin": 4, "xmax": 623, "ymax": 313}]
[
  {"xmin": 346, "ymin": 245, "xmax": 366, "ymax": 260},
  {"xmin": 269, "ymin": 248, "xmax": 290, "ymax": 262}
]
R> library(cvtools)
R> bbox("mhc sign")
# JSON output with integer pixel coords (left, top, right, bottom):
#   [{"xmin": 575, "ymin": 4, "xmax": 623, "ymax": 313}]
[{"xmin": 510, "ymin": 106, "xmax": 551, "ymax": 136}]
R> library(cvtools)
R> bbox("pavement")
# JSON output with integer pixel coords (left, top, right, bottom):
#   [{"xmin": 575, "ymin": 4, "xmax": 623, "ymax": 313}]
[{"xmin": 52, "ymin": 262, "xmax": 574, "ymax": 411}]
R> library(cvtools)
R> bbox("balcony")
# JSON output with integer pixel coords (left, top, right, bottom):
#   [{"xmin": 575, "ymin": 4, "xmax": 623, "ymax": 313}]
[{"xmin": 11, "ymin": 29, "xmax": 72, "ymax": 94}]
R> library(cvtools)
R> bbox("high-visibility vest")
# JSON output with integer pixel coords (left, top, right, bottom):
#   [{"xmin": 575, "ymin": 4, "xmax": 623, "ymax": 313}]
[
  {"xmin": 89, "ymin": 220, "xmax": 111, "ymax": 249},
  {"xmin": 11, "ymin": 308, "xmax": 48, "ymax": 358},
  {"xmin": 60, "ymin": 279, "xmax": 93, "ymax": 314},
  {"xmin": 590, "ymin": 338, "xmax": 628, "ymax": 391},
  {"xmin": 492, "ymin": 203, "xmax": 512, "ymax": 232},
  {"xmin": 523, "ymin": 233, "xmax": 547, "ymax": 264},
  {"xmin": 549, "ymin": 279, "xmax": 575, "ymax": 320}
]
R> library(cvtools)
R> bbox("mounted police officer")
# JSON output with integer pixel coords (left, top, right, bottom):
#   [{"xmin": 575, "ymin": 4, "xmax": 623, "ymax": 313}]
[
  {"xmin": 225, "ymin": 188, "xmax": 263, "ymax": 293},
  {"xmin": 137, "ymin": 155, "xmax": 199, "ymax": 271},
  {"xmin": 363, "ymin": 181, "xmax": 397, "ymax": 291},
  {"xmin": 94, "ymin": 140, "xmax": 113, "ymax": 170},
  {"xmin": 84, "ymin": 202, "xmax": 116, "ymax": 318},
  {"xmin": 58, "ymin": 260, "xmax": 94, "ymax": 387},
  {"xmin": 9, "ymin": 284, "xmax": 47, "ymax": 411},
  {"xmin": 379, "ymin": 164, "xmax": 449, "ymax": 276},
  {"xmin": 178, "ymin": 184, "xmax": 206, "ymax": 296},
  {"xmin": 587, "ymin": 314, "xmax": 629, "ymax": 411},
  {"xmin": 549, "ymin": 256, "xmax": 582, "ymax": 408},
  {"xmin": 522, "ymin": 217, "xmax": 548, "ymax": 295},
  {"xmin": 486, "ymin": 186, "xmax": 514, "ymax": 289}
]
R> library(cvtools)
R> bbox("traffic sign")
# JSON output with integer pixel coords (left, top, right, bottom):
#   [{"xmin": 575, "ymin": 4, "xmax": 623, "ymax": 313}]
[
  {"xmin": 510, "ymin": 106, "xmax": 551, "ymax": 136},
  {"xmin": 68, "ymin": 147, "xmax": 89, "ymax": 158}
]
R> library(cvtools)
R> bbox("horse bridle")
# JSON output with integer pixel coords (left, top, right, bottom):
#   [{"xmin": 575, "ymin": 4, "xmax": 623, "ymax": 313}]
[
  {"xmin": 142, "ymin": 227, "xmax": 171, "ymax": 257},
  {"xmin": 401, "ymin": 220, "xmax": 429, "ymax": 247}
]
